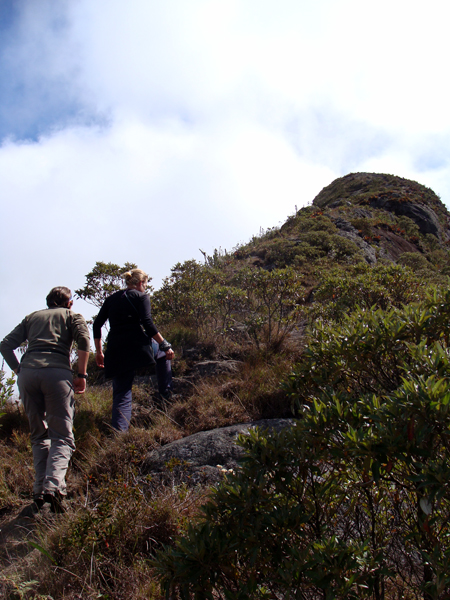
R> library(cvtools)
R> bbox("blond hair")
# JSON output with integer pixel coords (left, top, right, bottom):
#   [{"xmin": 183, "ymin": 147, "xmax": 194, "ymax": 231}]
[{"xmin": 122, "ymin": 268, "xmax": 149, "ymax": 288}]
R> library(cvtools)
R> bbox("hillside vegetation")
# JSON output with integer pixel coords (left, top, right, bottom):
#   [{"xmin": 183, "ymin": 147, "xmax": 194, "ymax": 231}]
[{"xmin": 1, "ymin": 172, "xmax": 450, "ymax": 599}]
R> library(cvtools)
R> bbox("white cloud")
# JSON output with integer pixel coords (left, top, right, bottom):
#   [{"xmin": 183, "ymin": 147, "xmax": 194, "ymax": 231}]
[{"xmin": 1, "ymin": 0, "xmax": 450, "ymax": 343}]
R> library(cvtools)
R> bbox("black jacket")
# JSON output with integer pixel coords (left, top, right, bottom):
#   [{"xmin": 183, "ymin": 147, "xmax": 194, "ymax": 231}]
[{"xmin": 93, "ymin": 289, "xmax": 158, "ymax": 377}]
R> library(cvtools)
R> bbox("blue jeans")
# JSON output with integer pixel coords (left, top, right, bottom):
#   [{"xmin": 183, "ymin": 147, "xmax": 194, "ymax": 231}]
[{"xmin": 112, "ymin": 371, "xmax": 134, "ymax": 431}]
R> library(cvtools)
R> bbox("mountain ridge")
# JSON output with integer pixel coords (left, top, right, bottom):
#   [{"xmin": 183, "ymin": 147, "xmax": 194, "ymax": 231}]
[{"xmin": 231, "ymin": 171, "xmax": 450, "ymax": 277}]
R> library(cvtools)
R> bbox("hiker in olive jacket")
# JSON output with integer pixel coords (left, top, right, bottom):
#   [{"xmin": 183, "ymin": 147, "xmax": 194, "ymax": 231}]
[{"xmin": 0, "ymin": 286, "xmax": 90, "ymax": 514}]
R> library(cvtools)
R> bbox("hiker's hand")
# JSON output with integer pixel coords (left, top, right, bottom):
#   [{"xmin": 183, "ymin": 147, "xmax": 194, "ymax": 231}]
[
  {"xmin": 74, "ymin": 377, "xmax": 87, "ymax": 394},
  {"xmin": 96, "ymin": 351, "xmax": 105, "ymax": 368}
]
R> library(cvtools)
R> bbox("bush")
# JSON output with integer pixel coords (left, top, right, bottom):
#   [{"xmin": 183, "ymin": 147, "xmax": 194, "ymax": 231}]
[
  {"xmin": 310, "ymin": 262, "xmax": 425, "ymax": 322},
  {"xmin": 264, "ymin": 239, "xmax": 303, "ymax": 266},
  {"xmin": 0, "ymin": 369, "xmax": 15, "ymax": 428},
  {"xmin": 154, "ymin": 288, "xmax": 450, "ymax": 599},
  {"xmin": 235, "ymin": 267, "xmax": 304, "ymax": 349},
  {"xmin": 397, "ymin": 252, "xmax": 431, "ymax": 272}
]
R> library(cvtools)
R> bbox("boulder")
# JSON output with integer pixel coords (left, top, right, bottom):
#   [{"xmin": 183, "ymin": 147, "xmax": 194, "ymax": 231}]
[
  {"xmin": 142, "ymin": 418, "xmax": 296, "ymax": 486},
  {"xmin": 331, "ymin": 216, "xmax": 377, "ymax": 264}
]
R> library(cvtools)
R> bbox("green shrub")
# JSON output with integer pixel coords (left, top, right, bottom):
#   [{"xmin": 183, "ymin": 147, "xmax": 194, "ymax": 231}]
[
  {"xmin": 154, "ymin": 288, "xmax": 450, "ymax": 599},
  {"xmin": 235, "ymin": 267, "xmax": 304, "ymax": 349},
  {"xmin": 310, "ymin": 262, "xmax": 424, "ymax": 322},
  {"xmin": 151, "ymin": 260, "xmax": 217, "ymax": 336},
  {"xmin": 292, "ymin": 240, "xmax": 324, "ymax": 260},
  {"xmin": 350, "ymin": 216, "xmax": 374, "ymax": 237},
  {"xmin": 0, "ymin": 369, "xmax": 15, "ymax": 411},
  {"xmin": 429, "ymin": 249, "xmax": 450, "ymax": 272},
  {"xmin": 264, "ymin": 239, "xmax": 303, "ymax": 266},
  {"xmin": 397, "ymin": 215, "xmax": 421, "ymax": 237},
  {"xmin": 397, "ymin": 252, "xmax": 431, "ymax": 272},
  {"xmin": 328, "ymin": 234, "xmax": 361, "ymax": 261}
]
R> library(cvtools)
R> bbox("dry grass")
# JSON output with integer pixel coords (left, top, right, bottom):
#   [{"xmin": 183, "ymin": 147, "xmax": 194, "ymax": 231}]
[
  {"xmin": 0, "ymin": 341, "xmax": 300, "ymax": 599},
  {"xmin": 0, "ymin": 404, "xmax": 34, "ymax": 507},
  {"xmin": 169, "ymin": 383, "xmax": 250, "ymax": 435},
  {"xmin": 167, "ymin": 346, "xmax": 298, "ymax": 435},
  {"xmin": 35, "ymin": 484, "xmax": 204, "ymax": 600}
]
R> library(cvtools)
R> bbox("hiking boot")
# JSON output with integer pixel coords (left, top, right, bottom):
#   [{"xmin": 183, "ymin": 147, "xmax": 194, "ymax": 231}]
[
  {"xmin": 160, "ymin": 389, "xmax": 173, "ymax": 401},
  {"xmin": 33, "ymin": 494, "xmax": 45, "ymax": 509},
  {"xmin": 18, "ymin": 495, "xmax": 44, "ymax": 518},
  {"xmin": 43, "ymin": 491, "xmax": 66, "ymax": 514}
]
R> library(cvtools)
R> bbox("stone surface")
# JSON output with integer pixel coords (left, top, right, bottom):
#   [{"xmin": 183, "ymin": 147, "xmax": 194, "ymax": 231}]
[
  {"xmin": 142, "ymin": 418, "xmax": 296, "ymax": 486},
  {"xmin": 331, "ymin": 216, "xmax": 377, "ymax": 264}
]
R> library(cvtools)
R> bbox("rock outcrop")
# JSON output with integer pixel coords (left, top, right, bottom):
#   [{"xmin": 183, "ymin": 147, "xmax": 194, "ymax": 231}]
[
  {"xmin": 313, "ymin": 172, "xmax": 450, "ymax": 242},
  {"xmin": 142, "ymin": 418, "xmax": 296, "ymax": 486}
]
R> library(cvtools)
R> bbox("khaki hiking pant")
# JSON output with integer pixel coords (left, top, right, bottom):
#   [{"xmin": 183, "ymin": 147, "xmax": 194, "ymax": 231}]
[{"xmin": 18, "ymin": 367, "xmax": 75, "ymax": 497}]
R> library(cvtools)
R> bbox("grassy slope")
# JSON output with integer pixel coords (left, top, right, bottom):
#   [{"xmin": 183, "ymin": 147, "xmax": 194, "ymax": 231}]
[{"xmin": 1, "ymin": 171, "xmax": 450, "ymax": 599}]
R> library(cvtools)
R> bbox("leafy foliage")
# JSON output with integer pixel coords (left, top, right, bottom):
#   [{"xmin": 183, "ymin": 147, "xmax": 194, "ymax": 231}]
[
  {"xmin": 0, "ymin": 369, "xmax": 15, "ymax": 429},
  {"xmin": 75, "ymin": 260, "xmax": 139, "ymax": 309},
  {"xmin": 153, "ymin": 261, "xmax": 305, "ymax": 350},
  {"xmin": 0, "ymin": 369, "xmax": 14, "ymax": 409},
  {"xmin": 310, "ymin": 262, "xmax": 425, "ymax": 322},
  {"xmin": 154, "ymin": 288, "xmax": 450, "ymax": 599}
]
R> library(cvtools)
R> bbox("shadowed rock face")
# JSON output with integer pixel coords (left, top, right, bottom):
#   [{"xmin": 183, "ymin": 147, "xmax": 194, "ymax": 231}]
[
  {"xmin": 142, "ymin": 418, "xmax": 296, "ymax": 486},
  {"xmin": 368, "ymin": 195, "xmax": 442, "ymax": 238}
]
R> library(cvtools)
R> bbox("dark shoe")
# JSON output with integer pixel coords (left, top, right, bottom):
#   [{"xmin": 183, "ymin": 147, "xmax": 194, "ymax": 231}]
[
  {"xmin": 160, "ymin": 389, "xmax": 173, "ymax": 400},
  {"xmin": 18, "ymin": 498, "xmax": 43, "ymax": 518},
  {"xmin": 34, "ymin": 494, "xmax": 45, "ymax": 509},
  {"xmin": 43, "ymin": 491, "xmax": 66, "ymax": 514}
]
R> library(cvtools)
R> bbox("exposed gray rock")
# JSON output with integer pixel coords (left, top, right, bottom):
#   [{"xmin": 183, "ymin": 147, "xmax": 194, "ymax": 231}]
[
  {"xmin": 331, "ymin": 217, "xmax": 358, "ymax": 233},
  {"xmin": 142, "ymin": 418, "xmax": 296, "ymax": 486},
  {"xmin": 331, "ymin": 217, "xmax": 377, "ymax": 264},
  {"xmin": 351, "ymin": 207, "xmax": 373, "ymax": 219},
  {"xmin": 191, "ymin": 360, "xmax": 242, "ymax": 378}
]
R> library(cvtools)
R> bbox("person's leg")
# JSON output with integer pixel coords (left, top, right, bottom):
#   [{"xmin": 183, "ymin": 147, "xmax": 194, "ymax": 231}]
[
  {"xmin": 40, "ymin": 368, "xmax": 76, "ymax": 496},
  {"xmin": 18, "ymin": 368, "xmax": 51, "ymax": 498},
  {"xmin": 112, "ymin": 371, "xmax": 134, "ymax": 431},
  {"xmin": 156, "ymin": 357, "xmax": 173, "ymax": 397}
]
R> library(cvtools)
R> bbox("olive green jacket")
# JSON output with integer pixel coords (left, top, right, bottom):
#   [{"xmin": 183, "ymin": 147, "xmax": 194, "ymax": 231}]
[{"xmin": 0, "ymin": 307, "xmax": 90, "ymax": 371}]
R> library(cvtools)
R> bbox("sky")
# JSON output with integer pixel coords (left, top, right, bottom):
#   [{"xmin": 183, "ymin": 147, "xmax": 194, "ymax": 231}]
[{"xmin": 1, "ymin": 0, "xmax": 450, "ymax": 347}]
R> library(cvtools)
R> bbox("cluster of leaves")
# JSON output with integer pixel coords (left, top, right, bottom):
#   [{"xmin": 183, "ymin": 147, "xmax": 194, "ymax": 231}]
[
  {"xmin": 75, "ymin": 261, "xmax": 139, "ymax": 310},
  {"xmin": 0, "ymin": 369, "xmax": 15, "ymax": 425},
  {"xmin": 154, "ymin": 287, "xmax": 450, "ymax": 599},
  {"xmin": 310, "ymin": 262, "xmax": 425, "ymax": 322},
  {"xmin": 0, "ymin": 368, "xmax": 14, "ymax": 402},
  {"xmin": 152, "ymin": 261, "xmax": 305, "ymax": 350}
]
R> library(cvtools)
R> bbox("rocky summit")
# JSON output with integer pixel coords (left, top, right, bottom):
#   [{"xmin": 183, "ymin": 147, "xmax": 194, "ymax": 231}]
[{"xmin": 311, "ymin": 172, "xmax": 450, "ymax": 261}]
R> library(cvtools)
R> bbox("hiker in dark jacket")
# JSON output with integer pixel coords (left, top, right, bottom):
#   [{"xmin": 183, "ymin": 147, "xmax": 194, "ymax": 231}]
[{"xmin": 93, "ymin": 268, "xmax": 174, "ymax": 431}]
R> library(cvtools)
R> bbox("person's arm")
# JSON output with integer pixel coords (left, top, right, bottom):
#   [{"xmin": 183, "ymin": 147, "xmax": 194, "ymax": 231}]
[
  {"xmin": 0, "ymin": 319, "xmax": 28, "ymax": 373},
  {"xmin": 71, "ymin": 313, "xmax": 91, "ymax": 393},
  {"xmin": 93, "ymin": 299, "xmax": 109, "ymax": 368},
  {"xmin": 138, "ymin": 294, "xmax": 174, "ymax": 359},
  {"xmin": 138, "ymin": 294, "xmax": 158, "ymax": 338},
  {"xmin": 152, "ymin": 332, "xmax": 175, "ymax": 360},
  {"xmin": 94, "ymin": 337, "xmax": 104, "ymax": 368},
  {"xmin": 73, "ymin": 349, "xmax": 89, "ymax": 394}
]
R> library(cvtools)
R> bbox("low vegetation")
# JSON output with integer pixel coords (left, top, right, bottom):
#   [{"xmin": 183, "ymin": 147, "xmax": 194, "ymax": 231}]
[
  {"xmin": 153, "ymin": 287, "xmax": 450, "ymax": 599},
  {"xmin": 2, "ymin": 172, "xmax": 450, "ymax": 598}
]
